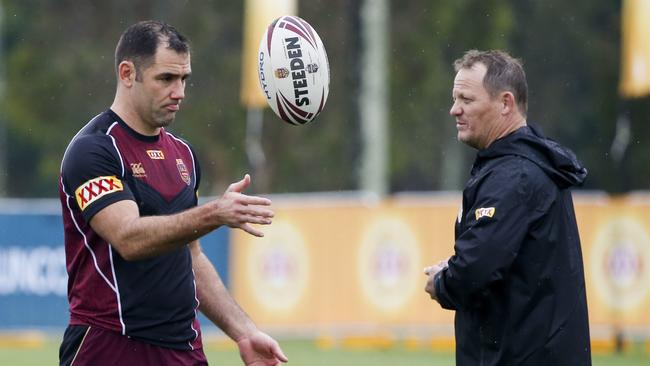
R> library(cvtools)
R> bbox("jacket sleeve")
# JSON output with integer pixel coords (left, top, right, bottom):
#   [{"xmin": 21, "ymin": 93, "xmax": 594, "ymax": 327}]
[{"xmin": 435, "ymin": 159, "xmax": 542, "ymax": 311}]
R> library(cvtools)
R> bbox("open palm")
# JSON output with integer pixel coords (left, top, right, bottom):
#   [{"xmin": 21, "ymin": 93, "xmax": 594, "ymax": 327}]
[{"xmin": 237, "ymin": 331, "xmax": 288, "ymax": 366}]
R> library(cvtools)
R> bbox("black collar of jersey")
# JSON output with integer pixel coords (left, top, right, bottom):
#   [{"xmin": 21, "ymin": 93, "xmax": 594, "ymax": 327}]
[{"xmin": 108, "ymin": 109, "xmax": 161, "ymax": 143}]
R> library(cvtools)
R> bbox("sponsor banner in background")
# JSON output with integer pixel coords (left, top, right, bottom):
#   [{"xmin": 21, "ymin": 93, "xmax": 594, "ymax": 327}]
[
  {"xmin": 576, "ymin": 195, "xmax": 650, "ymax": 326},
  {"xmin": 0, "ymin": 213, "xmax": 68, "ymax": 328},
  {"xmin": 246, "ymin": 220, "xmax": 309, "ymax": 311},
  {"xmin": 231, "ymin": 194, "xmax": 650, "ymax": 332},
  {"xmin": 0, "ymin": 207, "xmax": 230, "ymax": 329},
  {"xmin": 357, "ymin": 217, "xmax": 421, "ymax": 312},
  {"xmin": 231, "ymin": 196, "xmax": 459, "ymax": 327},
  {"xmin": 0, "ymin": 246, "xmax": 67, "ymax": 296},
  {"xmin": 4, "ymin": 194, "xmax": 650, "ymax": 332}
]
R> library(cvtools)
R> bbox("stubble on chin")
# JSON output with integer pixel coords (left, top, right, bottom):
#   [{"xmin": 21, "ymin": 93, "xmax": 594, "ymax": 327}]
[
  {"xmin": 153, "ymin": 112, "xmax": 175, "ymax": 128},
  {"xmin": 457, "ymin": 130, "xmax": 469, "ymax": 144}
]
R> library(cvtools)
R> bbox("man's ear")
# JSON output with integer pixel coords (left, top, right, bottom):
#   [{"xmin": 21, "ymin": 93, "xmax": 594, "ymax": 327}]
[
  {"xmin": 500, "ymin": 91, "xmax": 516, "ymax": 116},
  {"xmin": 117, "ymin": 61, "xmax": 136, "ymax": 87}
]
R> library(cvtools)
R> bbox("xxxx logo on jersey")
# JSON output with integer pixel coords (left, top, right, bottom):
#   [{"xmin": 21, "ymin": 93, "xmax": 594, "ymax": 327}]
[{"xmin": 75, "ymin": 176, "xmax": 123, "ymax": 211}]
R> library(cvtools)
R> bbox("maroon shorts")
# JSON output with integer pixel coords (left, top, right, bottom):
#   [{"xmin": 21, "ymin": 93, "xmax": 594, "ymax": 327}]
[{"xmin": 59, "ymin": 325, "xmax": 208, "ymax": 366}]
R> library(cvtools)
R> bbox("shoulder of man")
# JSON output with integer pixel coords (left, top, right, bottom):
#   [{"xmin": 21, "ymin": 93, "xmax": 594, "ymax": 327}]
[
  {"xmin": 477, "ymin": 154, "xmax": 555, "ymax": 208},
  {"xmin": 62, "ymin": 133, "xmax": 121, "ymax": 172}
]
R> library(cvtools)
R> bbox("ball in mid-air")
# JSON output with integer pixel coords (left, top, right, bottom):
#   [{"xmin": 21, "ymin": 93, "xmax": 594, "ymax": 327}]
[{"xmin": 257, "ymin": 15, "xmax": 330, "ymax": 125}]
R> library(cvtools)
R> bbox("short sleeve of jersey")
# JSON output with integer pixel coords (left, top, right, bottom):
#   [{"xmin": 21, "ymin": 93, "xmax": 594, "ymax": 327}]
[{"xmin": 61, "ymin": 134, "xmax": 135, "ymax": 222}]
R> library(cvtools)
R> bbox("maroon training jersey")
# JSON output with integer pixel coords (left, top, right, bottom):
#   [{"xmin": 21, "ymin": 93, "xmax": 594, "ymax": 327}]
[{"xmin": 59, "ymin": 109, "xmax": 203, "ymax": 350}]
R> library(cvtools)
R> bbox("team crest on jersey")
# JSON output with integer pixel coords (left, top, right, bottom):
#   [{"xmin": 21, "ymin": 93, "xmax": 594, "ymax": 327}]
[
  {"xmin": 130, "ymin": 163, "xmax": 147, "ymax": 178},
  {"xmin": 75, "ymin": 176, "xmax": 123, "ymax": 211},
  {"xmin": 147, "ymin": 150, "xmax": 165, "ymax": 159},
  {"xmin": 176, "ymin": 159, "xmax": 191, "ymax": 185},
  {"xmin": 475, "ymin": 207, "xmax": 496, "ymax": 220}
]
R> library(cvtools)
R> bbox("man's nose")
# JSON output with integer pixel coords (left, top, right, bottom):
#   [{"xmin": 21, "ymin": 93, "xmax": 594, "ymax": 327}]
[
  {"xmin": 171, "ymin": 80, "xmax": 185, "ymax": 100},
  {"xmin": 449, "ymin": 102, "xmax": 461, "ymax": 116}
]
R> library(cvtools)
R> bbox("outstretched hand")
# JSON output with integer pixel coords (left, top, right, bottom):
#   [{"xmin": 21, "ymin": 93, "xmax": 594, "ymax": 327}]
[
  {"xmin": 237, "ymin": 330, "xmax": 288, "ymax": 366},
  {"xmin": 215, "ymin": 174, "xmax": 274, "ymax": 237}
]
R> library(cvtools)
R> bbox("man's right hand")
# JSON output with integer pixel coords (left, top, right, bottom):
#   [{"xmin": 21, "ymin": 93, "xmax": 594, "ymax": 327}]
[{"xmin": 213, "ymin": 174, "xmax": 274, "ymax": 237}]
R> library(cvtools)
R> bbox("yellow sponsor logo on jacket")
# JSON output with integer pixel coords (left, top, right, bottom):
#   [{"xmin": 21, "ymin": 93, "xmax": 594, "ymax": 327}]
[{"xmin": 475, "ymin": 207, "xmax": 496, "ymax": 220}]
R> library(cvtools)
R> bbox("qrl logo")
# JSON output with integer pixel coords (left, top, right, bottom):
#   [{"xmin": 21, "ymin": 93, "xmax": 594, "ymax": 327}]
[
  {"xmin": 176, "ymin": 159, "xmax": 191, "ymax": 185},
  {"xmin": 75, "ymin": 176, "xmax": 123, "ymax": 211}
]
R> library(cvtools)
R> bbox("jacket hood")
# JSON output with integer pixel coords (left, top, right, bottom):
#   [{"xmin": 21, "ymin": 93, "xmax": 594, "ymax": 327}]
[{"xmin": 476, "ymin": 124, "xmax": 587, "ymax": 189}]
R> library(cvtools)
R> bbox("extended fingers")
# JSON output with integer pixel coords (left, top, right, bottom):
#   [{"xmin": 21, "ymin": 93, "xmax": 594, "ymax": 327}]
[
  {"xmin": 242, "ymin": 195, "xmax": 272, "ymax": 206},
  {"xmin": 270, "ymin": 341, "xmax": 288, "ymax": 362},
  {"xmin": 241, "ymin": 205, "xmax": 274, "ymax": 218},
  {"xmin": 226, "ymin": 191, "xmax": 272, "ymax": 207},
  {"xmin": 238, "ymin": 214, "xmax": 272, "ymax": 225},
  {"xmin": 241, "ymin": 224, "xmax": 265, "ymax": 237}
]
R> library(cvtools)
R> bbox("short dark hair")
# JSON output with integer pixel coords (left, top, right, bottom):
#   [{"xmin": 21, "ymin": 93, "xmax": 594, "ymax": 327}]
[
  {"xmin": 454, "ymin": 50, "xmax": 528, "ymax": 116},
  {"xmin": 114, "ymin": 20, "xmax": 190, "ymax": 81}
]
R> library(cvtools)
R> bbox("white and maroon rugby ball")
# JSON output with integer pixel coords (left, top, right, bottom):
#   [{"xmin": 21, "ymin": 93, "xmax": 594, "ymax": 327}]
[{"xmin": 258, "ymin": 16, "xmax": 330, "ymax": 125}]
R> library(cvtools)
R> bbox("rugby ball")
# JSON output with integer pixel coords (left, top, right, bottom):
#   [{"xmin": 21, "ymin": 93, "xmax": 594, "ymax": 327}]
[{"xmin": 257, "ymin": 16, "xmax": 330, "ymax": 125}]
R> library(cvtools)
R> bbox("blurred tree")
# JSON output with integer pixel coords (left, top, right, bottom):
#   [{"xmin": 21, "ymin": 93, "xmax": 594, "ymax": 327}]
[
  {"xmin": 2, "ymin": 0, "xmax": 362, "ymax": 196},
  {"xmin": 510, "ymin": 0, "xmax": 622, "ymax": 191},
  {"xmin": 390, "ymin": 0, "xmax": 514, "ymax": 191},
  {"xmin": 0, "ymin": 0, "xmax": 644, "ymax": 197}
]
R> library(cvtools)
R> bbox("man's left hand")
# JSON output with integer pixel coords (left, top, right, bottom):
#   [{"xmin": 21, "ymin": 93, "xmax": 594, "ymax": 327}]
[
  {"xmin": 424, "ymin": 258, "xmax": 449, "ymax": 302},
  {"xmin": 237, "ymin": 330, "xmax": 288, "ymax": 366}
]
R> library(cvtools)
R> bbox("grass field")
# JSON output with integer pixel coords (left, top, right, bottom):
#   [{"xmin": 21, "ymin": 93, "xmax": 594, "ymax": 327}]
[{"xmin": 1, "ymin": 338, "xmax": 649, "ymax": 365}]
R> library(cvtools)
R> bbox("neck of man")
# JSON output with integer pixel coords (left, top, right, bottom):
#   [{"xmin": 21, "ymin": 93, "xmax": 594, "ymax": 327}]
[
  {"xmin": 110, "ymin": 90, "xmax": 161, "ymax": 136},
  {"xmin": 483, "ymin": 113, "xmax": 527, "ymax": 150},
  {"xmin": 499, "ymin": 114, "xmax": 527, "ymax": 139}
]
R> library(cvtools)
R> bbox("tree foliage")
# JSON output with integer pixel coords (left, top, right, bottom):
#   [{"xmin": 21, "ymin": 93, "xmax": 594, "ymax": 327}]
[{"xmin": 0, "ymin": 0, "xmax": 643, "ymax": 197}]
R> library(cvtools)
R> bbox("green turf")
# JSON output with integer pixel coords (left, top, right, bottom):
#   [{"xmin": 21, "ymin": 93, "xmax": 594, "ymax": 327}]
[
  {"xmin": 1, "ymin": 339, "xmax": 648, "ymax": 365},
  {"xmin": 204, "ymin": 340, "xmax": 456, "ymax": 365}
]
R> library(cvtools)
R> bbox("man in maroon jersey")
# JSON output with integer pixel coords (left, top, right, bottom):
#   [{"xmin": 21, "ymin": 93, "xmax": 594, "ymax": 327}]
[{"xmin": 58, "ymin": 20, "xmax": 287, "ymax": 365}]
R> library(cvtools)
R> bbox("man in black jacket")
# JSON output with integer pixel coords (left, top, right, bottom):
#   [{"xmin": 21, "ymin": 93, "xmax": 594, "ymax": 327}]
[{"xmin": 424, "ymin": 50, "xmax": 591, "ymax": 365}]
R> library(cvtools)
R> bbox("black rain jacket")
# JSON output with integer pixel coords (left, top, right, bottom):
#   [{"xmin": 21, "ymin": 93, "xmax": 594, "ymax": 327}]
[{"xmin": 435, "ymin": 124, "xmax": 591, "ymax": 366}]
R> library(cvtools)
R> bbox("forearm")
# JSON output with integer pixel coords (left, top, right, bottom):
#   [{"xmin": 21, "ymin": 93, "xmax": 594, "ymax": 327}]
[
  {"xmin": 91, "ymin": 200, "xmax": 222, "ymax": 260},
  {"xmin": 91, "ymin": 175, "xmax": 273, "ymax": 261},
  {"xmin": 128, "ymin": 209, "xmax": 219, "ymax": 258},
  {"xmin": 192, "ymin": 244, "xmax": 256, "ymax": 341}
]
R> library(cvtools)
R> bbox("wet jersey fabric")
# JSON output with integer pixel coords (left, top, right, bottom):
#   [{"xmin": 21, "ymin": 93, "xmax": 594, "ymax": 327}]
[
  {"xmin": 435, "ymin": 125, "xmax": 591, "ymax": 365},
  {"xmin": 59, "ymin": 109, "xmax": 203, "ymax": 351}
]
